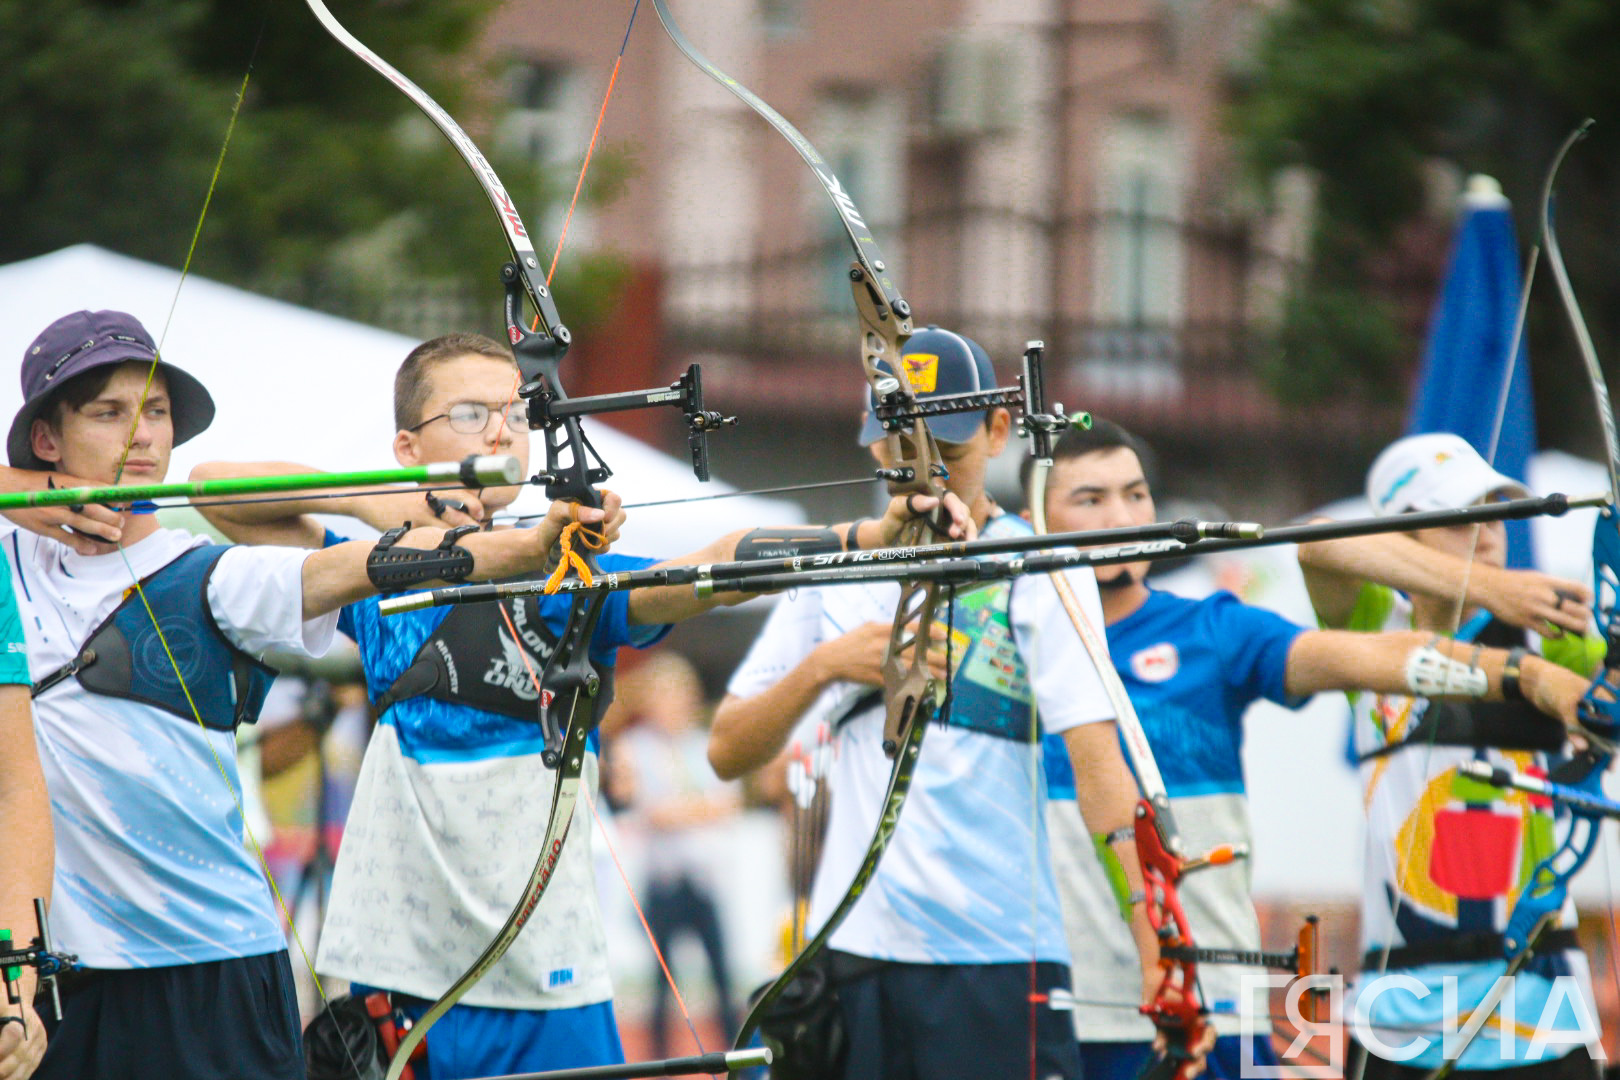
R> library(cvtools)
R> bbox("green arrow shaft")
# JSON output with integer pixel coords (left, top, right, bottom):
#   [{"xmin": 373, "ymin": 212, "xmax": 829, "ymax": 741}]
[{"xmin": 0, "ymin": 455, "xmax": 522, "ymax": 511}]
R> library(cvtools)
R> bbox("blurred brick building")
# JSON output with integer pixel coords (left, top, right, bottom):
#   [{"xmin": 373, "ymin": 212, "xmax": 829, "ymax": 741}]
[{"xmin": 484, "ymin": 0, "xmax": 1418, "ymax": 521}]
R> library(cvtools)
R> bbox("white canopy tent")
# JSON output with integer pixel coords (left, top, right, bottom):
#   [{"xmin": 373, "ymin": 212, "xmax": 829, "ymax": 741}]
[{"xmin": 0, "ymin": 245, "xmax": 804, "ymax": 552}]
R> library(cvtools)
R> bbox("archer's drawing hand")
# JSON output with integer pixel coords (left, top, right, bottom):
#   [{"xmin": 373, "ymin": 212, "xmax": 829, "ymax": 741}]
[
  {"xmin": 2, "ymin": 471, "xmax": 124, "ymax": 555},
  {"xmin": 1474, "ymin": 565, "xmax": 1592, "ymax": 638},
  {"xmin": 810, "ymin": 622, "xmax": 893, "ymax": 687}
]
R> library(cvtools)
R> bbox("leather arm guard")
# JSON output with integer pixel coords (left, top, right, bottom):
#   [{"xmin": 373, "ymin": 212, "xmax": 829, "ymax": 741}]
[{"xmin": 367, "ymin": 524, "xmax": 478, "ymax": 591}]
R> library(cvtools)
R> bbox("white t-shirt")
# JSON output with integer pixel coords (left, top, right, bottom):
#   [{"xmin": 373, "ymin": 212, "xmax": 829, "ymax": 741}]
[
  {"xmin": 6, "ymin": 526, "xmax": 337, "ymax": 968},
  {"xmin": 727, "ymin": 511, "xmax": 1117, "ymax": 965}
]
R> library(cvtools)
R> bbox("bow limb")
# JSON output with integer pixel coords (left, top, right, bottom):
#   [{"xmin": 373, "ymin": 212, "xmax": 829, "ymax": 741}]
[
  {"xmin": 1421, "ymin": 120, "xmax": 1615, "ymax": 1080},
  {"xmin": 649, "ymin": 0, "xmax": 960, "ymax": 1053}
]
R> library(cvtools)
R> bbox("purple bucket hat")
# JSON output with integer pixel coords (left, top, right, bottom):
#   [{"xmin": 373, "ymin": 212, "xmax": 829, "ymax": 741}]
[{"xmin": 10, "ymin": 310, "xmax": 215, "ymax": 469}]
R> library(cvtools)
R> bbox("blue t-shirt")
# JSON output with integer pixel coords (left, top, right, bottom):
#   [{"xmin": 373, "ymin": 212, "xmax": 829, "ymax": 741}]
[
  {"xmin": 1045, "ymin": 588, "xmax": 1307, "ymax": 800},
  {"xmin": 1048, "ymin": 587, "xmax": 1310, "ymax": 1040},
  {"xmin": 326, "ymin": 530, "xmax": 667, "ymax": 764}
]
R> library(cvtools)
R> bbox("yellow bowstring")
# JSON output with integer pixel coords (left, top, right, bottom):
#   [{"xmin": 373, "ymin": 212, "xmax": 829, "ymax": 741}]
[{"xmin": 97, "ymin": 28, "xmax": 361, "ymax": 1076}]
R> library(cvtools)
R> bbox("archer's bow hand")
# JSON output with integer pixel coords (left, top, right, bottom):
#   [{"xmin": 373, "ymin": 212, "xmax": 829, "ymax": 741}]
[
  {"xmin": 0, "ymin": 469, "xmax": 123, "ymax": 555},
  {"xmin": 531, "ymin": 492, "xmax": 624, "ymax": 557},
  {"xmin": 0, "ymin": 1002, "xmax": 45, "ymax": 1080},
  {"xmin": 873, "ymin": 490, "xmax": 974, "ymax": 547},
  {"xmin": 1141, "ymin": 960, "xmax": 1214, "ymax": 1080}
]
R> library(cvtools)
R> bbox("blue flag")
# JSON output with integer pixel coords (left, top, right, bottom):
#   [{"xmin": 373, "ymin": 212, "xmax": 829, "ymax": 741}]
[{"xmin": 1408, "ymin": 178, "xmax": 1537, "ymax": 567}]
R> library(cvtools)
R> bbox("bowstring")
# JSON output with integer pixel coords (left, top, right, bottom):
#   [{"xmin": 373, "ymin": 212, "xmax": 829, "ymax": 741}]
[
  {"xmin": 490, "ymin": 602, "xmax": 709, "ymax": 1056},
  {"xmin": 1354, "ymin": 141, "xmax": 1594, "ymax": 1079},
  {"xmin": 490, "ymin": 0, "xmax": 643, "ymax": 499},
  {"xmin": 1026, "ymin": 626, "xmax": 1041, "ymax": 1080},
  {"xmin": 91, "ymin": 10, "xmax": 363, "ymax": 1075},
  {"xmin": 88, "ymin": 14, "xmax": 371, "ymax": 1080}
]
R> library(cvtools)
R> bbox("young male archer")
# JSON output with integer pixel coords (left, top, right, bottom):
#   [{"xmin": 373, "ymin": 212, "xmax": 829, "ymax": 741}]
[
  {"xmin": 710, "ymin": 327, "xmax": 1171, "ymax": 1080},
  {"xmin": 1299, "ymin": 432, "xmax": 1607, "ymax": 1080},
  {"xmin": 193, "ymin": 330, "xmax": 969, "ymax": 1078}
]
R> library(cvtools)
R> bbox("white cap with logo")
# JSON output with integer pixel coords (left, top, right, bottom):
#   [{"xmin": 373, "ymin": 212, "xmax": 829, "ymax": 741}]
[{"xmin": 1365, "ymin": 432, "xmax": 1532, "ymax": 516}]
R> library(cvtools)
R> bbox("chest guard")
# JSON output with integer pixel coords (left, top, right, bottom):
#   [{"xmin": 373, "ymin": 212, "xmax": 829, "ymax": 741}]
[
  {"xmin": 31, "ymin": 545, "xmax": 278, "ymax": 732},
  {"xmin": 830, "ymin": 581, "xmax": 1036, "ymax": 743},
  {"xmin": 373, "ymin": 589, "xmax": 615, "ymax": 727}
]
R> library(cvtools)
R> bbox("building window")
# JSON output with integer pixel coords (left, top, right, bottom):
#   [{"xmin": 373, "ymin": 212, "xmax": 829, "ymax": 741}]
[
  {"xmin": 760, "ymin": 0, "xmax": 804, "ymax": 39},
  {"xmin": 813, "ymin": 90, "xmax": 903, "ymax": 310},
  {"xmin": 502, "ymin": 59, "xmax": 576, "ymax": 169},
  {"xmin": 1093, "ymin": 110, "xmax": 1184, "ymax": 331}
]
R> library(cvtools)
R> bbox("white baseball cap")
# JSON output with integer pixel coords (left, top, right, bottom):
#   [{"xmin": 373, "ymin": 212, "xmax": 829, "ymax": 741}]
[{"xmin": 1366, "ymin": 433, "xmax": 1532, "ymax": 516}]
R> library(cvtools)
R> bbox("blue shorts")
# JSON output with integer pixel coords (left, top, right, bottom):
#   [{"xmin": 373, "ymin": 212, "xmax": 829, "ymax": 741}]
[
  {"xmin": 361, "ymin": 985, "xmax": 623, "ymax": 1080},
  {"xmin": 1079, "ymin": 1034, "xmax": 1280, "ymax": 1080}
]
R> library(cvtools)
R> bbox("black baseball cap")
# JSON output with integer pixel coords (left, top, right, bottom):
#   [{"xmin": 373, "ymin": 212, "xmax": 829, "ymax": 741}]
[{"xmin": 857, "ymin": 326, "xmax": 997, "ymax": 446}]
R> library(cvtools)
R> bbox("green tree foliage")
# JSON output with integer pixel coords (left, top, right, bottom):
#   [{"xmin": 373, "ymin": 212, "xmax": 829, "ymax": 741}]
[
  {"xmin": 1232, "ymin": 0, "xmax": 1620, "ymax": 425},
  {"xmin": 0, "ymin": 0, "xmax": 630, "ymax": 336}
]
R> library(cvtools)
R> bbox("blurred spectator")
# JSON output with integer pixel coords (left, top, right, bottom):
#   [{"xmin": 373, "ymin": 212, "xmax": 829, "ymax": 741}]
[{"xmin": 607, "ymin": 652, "xmax": 742, "ymax": 1055}]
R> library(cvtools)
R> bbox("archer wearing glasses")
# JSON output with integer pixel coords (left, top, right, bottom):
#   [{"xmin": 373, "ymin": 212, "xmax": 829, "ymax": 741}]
[{"xmin": 409, "ymin": 400, "xmax": 529, "ymax": 435}]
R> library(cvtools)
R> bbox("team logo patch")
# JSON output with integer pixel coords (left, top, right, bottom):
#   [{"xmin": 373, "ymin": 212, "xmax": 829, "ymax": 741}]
[
  {"xmin": 900, "ymin": 352, "xmax": 940, "ymax": 393},
  {"xmin": 1130, "ymin": 642, "xmax": 1179, "ymax": 683}
]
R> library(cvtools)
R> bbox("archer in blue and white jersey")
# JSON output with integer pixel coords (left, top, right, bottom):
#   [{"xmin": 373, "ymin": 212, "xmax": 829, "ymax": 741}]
[{"xmin": 714, "ymin": 328, "xmax": 1164, "ymax": 1080}]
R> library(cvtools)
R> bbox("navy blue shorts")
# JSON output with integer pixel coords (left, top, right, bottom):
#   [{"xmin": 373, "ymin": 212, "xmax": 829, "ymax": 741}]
[
  {"xmin": 1080, "ymin": 1033, "xmax": 1281, "ymax": 1080},
  {"xmin": 38, "ymin": 950, "xmax": 303, "ymax": 1080},
  {"xmin": 834, "ymin": 953, "xmax": 1080, "ymax": 1080}
]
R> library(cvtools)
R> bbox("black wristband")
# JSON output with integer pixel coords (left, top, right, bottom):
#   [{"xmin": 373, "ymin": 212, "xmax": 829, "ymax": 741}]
[
  {"xmin": 845, "ymin": 517, "xmax": 870, "ymax": 552},
  {"xmin": 1500, "ymin": 646, "xmax": 1528, "ymax": 702}
]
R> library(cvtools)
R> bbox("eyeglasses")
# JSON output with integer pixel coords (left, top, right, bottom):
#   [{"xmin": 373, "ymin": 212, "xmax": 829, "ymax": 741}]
[{"xmin": 409, "ymin": 401, "xmax": 529, "ymax": 435}]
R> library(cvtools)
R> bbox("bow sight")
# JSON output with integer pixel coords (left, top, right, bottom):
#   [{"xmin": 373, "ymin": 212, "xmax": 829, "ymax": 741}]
[
  {"xmin": 500, "ymin": 265, "xmax": 738, "ymax": 502},
  {"xmin": 870, "ymin": 341, "xmax": 1089, "ymax": 461}
]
